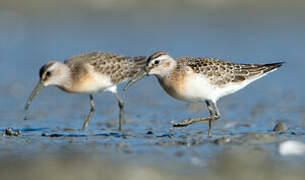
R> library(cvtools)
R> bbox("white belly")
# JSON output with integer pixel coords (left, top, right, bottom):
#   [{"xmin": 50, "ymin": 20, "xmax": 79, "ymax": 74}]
[
  {"xmin": 159, "ymin": 73, "xmax": 262, "ymax": 103},
  {"xmin": 182, "ymin": 74, "xmax": 218, "ymax": 102},
  {"xmin": 184, "ymin": 73, "xmax": 264, "ymax": 102},
  {"xmin": 82, "ymin": 73, "xmax": 117, "ymax": 93},
  {"xmin": 157, "ymin": 74, "xmax": 212, "ymax": 103},
  {"xmin": 61, "ymin": 72, "xmax": 117, "ymax": 94}
]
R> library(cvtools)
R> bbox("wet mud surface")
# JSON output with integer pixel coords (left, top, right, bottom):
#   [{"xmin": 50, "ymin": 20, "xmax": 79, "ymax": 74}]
[
  {"xmin": 0, "ymin": 119, "xmax": 304, "ymax": 180},
  {"xmin": 1, "ymin": 117, "xmax": 304, "ymax": 158}
]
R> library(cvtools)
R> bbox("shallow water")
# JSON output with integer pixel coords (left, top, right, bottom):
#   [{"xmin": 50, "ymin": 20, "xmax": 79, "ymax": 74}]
[{"xmin": 0, "ymin": 0, "xmax": 305, "ymax": 179}]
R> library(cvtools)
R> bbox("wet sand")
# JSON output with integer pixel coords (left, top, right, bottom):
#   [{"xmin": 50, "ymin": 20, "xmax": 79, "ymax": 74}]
[{"xmin": 1, "ymin": 126, "xmax": 305, "ymax": 179}]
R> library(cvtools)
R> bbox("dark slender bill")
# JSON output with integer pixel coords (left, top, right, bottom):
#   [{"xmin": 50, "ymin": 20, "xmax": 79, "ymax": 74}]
[
  {"xmin": 24, "ymin": 82, "xmax": 44, "ymax": 111},
  {"xmin": 123, "ymin": 70, "xmax": 147, "ymax": 91}
]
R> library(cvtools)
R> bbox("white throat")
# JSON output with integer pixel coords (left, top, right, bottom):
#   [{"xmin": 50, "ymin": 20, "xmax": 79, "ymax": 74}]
[{"xmin": 154, "ymin": 58, "xmax": 177, "ymax": 78}]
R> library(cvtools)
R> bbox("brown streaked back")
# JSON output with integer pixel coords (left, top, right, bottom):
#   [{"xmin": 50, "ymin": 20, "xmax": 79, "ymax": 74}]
[
  {"xmin": 177, "ymin": 57, "xmax": 283, "ymax": 86},
  {"xmin": 64, "ymin": 52, "xmax": 147, "ymax": 84}
]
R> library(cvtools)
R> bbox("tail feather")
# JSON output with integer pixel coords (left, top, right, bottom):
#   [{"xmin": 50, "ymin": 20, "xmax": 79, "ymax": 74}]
[
  {"xmin": 262, "ymin": 62, "xmax": 285, "ymax": 73},
  {"xmin": 233, "ymin": 61, "xmax": 284, "ymax": 82}
]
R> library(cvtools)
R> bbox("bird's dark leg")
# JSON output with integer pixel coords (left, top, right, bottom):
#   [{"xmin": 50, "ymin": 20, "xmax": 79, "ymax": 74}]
[
  {"xmin": 114, "ymin": 92, "xmax": 124, "ymax": 132},
  {"xmin": 173, "ymin": 100, "xmax": 221, "ymax": 137},
  {"xmin": 173, "ymin": 101, "xmax": 213, "ymax": 127},
  {"xmin": 82, "ymin": 94, "xmax": 95, "ymax": 131},
  {"xmin": 206, "ymin": 100, "xmax": 221, "ymax": 137}
]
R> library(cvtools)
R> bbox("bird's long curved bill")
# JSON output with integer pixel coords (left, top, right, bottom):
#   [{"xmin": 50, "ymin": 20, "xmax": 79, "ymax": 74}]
[
  {"xmin": 123, "ymin": 70, "xmax": 147, "ymax": 91},
  {"xmin": 24, "ymin": 82, "xmax": 44, "ymax": 111}
]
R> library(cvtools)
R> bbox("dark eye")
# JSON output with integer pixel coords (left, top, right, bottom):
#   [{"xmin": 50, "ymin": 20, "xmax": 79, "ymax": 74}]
[
  {"xmin": 154, "ymin": 60, "xmax": 160, "ymax": 65},
  {"xmin": 46, "ymin": 71, "xmax": 51, "ymax": 77}
]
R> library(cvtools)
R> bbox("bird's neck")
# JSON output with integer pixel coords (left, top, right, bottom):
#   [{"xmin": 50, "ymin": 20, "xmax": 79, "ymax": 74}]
[{"xmin": 55, "ymin": 65, "xmax": 73, "ymax": 91}]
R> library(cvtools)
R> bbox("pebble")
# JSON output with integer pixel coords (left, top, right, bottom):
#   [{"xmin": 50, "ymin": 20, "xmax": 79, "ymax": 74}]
[
  {"xmin": 213, "ymin": 137, "xmax": 231, "ymax": 145},
  {"xmin": 116, "ymin": 142, "xmax": 130, "ymax": 148},
  {"xmin": 146, "ymin": 130, "xmax": 153, "ymax": 135},
  {"xmin": 273, "ymin": 122, "xmax": 288, "ymax": 132},
  {"xmin": 279, "ymin": 140, "xmax": 305, "ymax": 156},
  {"xmin": 4, "ymin": 128, "xmax": 21, "ymax": 136}
]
